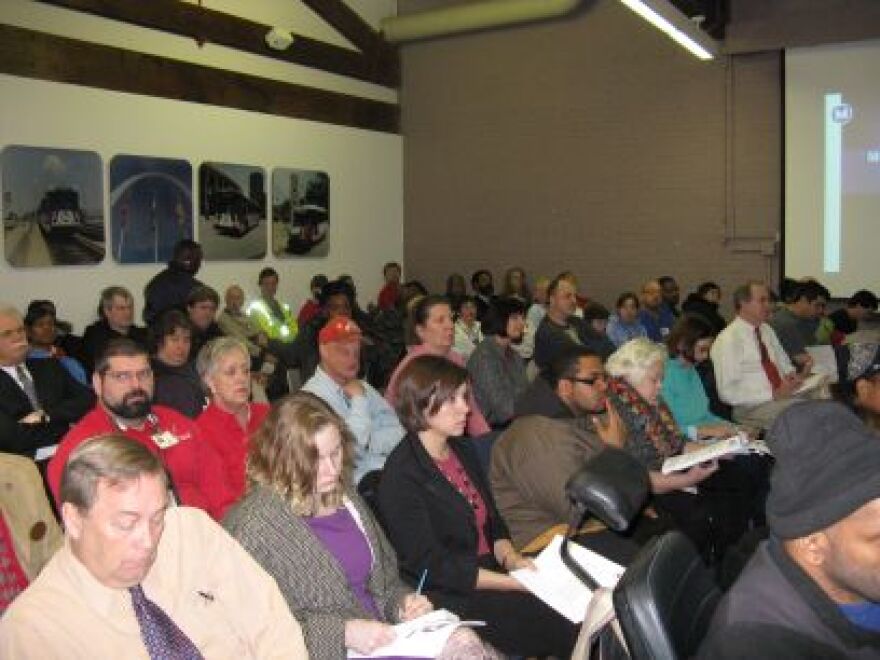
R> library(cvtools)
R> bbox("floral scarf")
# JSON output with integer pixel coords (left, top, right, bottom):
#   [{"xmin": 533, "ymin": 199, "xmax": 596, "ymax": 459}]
[{"xmin": 608, "ymin": 376, "xmax": 684, "ymax": 461}]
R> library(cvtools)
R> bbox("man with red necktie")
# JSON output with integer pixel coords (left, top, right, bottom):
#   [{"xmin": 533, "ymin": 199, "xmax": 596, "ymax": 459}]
[{"xmin": 711, "ymin": 281, "xmax": 820, "ymax": 430}]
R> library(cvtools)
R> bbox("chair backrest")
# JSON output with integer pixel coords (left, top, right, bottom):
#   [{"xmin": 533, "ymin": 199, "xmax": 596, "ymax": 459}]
[{"xmin": 612, "ymin": 531, "xmax": 721, "ymax": 660}]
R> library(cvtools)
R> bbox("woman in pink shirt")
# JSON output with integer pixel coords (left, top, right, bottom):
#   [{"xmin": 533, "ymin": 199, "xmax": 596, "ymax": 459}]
[{"xmin": 385, "ymin": 295, "xmax": 490, "ymax": 437}]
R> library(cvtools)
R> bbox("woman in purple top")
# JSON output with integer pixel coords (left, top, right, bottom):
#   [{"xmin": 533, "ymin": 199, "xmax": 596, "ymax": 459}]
[{"xmin": 224, "ymin": 392, "xmax": 494, "ymax": 659}]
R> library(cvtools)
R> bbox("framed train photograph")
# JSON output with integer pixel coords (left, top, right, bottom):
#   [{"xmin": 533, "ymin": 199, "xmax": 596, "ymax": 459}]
[
  {"xmin": 1, "ymin": 145, "xmax": 105, "ymax": 268},
  {"xmin": 109, "ymin": 154, "xmax": 193, "ymax": 264},
  {"xmin": 198, "ymin": 162, "xmax": 267, "ymax": 261},
  {"xmin": 271, "ymin": 168, "xmax": 329, "ymax": 258}
]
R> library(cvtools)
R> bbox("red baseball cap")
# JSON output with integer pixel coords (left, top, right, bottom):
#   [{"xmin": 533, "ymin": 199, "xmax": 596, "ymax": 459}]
[{"xmin": 318, "ymin": 317, "xmax": 362, "ymax": 344}]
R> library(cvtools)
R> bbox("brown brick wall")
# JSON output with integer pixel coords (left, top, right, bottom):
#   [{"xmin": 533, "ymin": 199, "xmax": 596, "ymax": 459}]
[{"xmin": 400, "ymin": 0, "xmax": 781, "ymax": 315}]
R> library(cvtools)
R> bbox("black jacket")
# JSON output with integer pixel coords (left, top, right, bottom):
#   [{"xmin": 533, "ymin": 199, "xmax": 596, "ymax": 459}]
[
  {"xmin": 81, "ymin": 319, "xmax": 148, "ymax": 373},
  {"xmin": 150, "ymin": 358, "xmax": 205, "ymax": 419},
  {"xmin": 0, "ymin": 358, "xmax": 95, "ymax": 457},
  {"xmin": 143, "ymin": 265, "xmax": 203, "ymax": 325},
  {"xmin": 681, "ymin": 294, "xmax": 727, "ymax": 336},
  {"xmin": 376, "ymin": 433, "xmax": 510, "ymax": 612},
  {"xmin": 698, "ymin": 537, "xmax": 880, "ymax": 659}
]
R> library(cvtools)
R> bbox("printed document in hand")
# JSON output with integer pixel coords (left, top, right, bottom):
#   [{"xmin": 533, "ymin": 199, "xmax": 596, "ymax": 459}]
[
  {"xmin": 794, "ymin": 372, "xmax": 828, "ymax": 396},
  {"xmin": 510, "ymin": 534, "xmax": 625, "ymax": 623},
  {"xmin": 661, "ymin": 433, "xmax": 770, "ymax": 474},
  {"xmin": 347, "ymin": 608, "xmax": 484, "ymax": 658}
]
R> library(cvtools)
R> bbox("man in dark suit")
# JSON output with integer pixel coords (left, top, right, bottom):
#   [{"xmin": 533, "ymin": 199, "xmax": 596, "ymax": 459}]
[{"xmin": 0, "ymin": 305, "xmax": 95, "ymax": 457}]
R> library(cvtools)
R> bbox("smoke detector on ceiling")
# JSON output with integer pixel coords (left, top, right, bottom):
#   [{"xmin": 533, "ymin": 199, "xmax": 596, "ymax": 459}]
[{"xmin": 265, "ymin": 27, "xmax": 294, "ymax": 51}]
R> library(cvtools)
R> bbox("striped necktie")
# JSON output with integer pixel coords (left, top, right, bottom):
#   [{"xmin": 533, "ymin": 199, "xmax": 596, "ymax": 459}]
[{"xmin": 14, "ymin": 364, "xmax": 41, "ymax": 412}]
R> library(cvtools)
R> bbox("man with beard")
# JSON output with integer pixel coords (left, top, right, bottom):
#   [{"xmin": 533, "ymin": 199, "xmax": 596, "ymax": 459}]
[
  {"xmin": 47, "ymin": 338, "xmax": 233, "ymax": 520},
  {"xmin": 490, "ymin": 346, "xmax": 630, "ymax": 553},
  {"xmin": 467, "ymin": 297, "xmax": 530, "ymax": 428},
  {"xmin": 698, "ymin": 402, "xmax": 880, "ymax": 658}
]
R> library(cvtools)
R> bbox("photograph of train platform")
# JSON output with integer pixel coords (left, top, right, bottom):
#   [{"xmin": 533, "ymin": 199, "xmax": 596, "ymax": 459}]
[
  {"xmin": 271, "ymin": 168, "xmax": 329, "ymax": 258},
  {"xmin": 109, "ymin": 154, "xmax": 193, "ymax": 264},
  {"xmin": 198, "ymin": 162, "xmax": 267, "ymax": 261},
  {"xmin": 2, "ymin": 145, "xmax": 104, "ymax": 268}
]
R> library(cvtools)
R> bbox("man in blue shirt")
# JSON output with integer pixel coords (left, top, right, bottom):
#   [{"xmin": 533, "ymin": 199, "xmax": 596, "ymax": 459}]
[
  {"xmin": 638, "ymin": 279, "xmax": 675, "ymax": 342},
  {"xmin": 302, "ymin": 317, "xmax": 405, "ymax": 487}
]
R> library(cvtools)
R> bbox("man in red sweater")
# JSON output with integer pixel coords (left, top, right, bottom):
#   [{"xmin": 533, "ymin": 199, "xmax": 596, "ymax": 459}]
[{"xmin": 47, "ymin": 338, "xmax": 233, "ymax": 520}]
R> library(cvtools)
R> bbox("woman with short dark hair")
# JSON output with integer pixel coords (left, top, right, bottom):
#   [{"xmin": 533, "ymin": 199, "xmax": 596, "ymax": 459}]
[
  {"xmin": 606, "ymin": 292, "xmax": 649, "ymax": 347},
  {"xmin": 466, "ymin": 298, "xmax": 528, "ymax": 427},
  {"xmin": 378, "ymin": 355, "xmax": 578, "ymax": 658},
  {"xmin": 662, "ymin": 314, "xmax": 736, "ymax": 439},
  {"xmin": 149, "ymin": 310, "xmax": 204, "ymax": 418}
]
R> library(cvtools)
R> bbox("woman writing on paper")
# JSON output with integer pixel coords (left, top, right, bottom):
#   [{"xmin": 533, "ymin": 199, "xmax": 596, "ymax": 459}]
[
  {"xmin": 224, "ymin": 391, "xmax": 492, "ymax": 659},
  {"xmin": 377, "ymin": 355, "xmax": 578, "ymax": 658}
]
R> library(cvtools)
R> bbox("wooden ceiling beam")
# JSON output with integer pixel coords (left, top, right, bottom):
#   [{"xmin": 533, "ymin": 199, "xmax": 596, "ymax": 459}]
[
  {"xmin": 32, "ymin": 0, "xmax": 399, "ymax": 88},
  {"xmin": 300, "ymin": 0, "xmax": 393, "ymax": 57},
  {"xmin": 0, "ymin": 23, "xmax": 399, "ymax": 133}
]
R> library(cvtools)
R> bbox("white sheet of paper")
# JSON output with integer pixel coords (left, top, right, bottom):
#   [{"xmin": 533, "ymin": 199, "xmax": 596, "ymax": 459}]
[
  {"xmin": 346, "ymin": 609, "xmax": 483, "ymax": 659},
  {"xmin": 661, "ymin": 434, "xmax": 749, "ymax": 474},
  {"xmin": 806, "ymin": 345, "xmax": 838, "ymax": 383},
  {"xmin": 794, "ymin": 372, "xmax": 828, "ymax": 396},
  {"xmin": 34, "ymin": 444, "xmax": 57, "ymax": 461},
  {"xmin": 510, "ymin": 534, "xmax": 625, "ymax": 623}
]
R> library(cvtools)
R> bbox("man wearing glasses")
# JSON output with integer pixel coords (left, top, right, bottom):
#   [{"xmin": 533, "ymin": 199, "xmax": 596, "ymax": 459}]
[
  {"xmin": 0, "ymin": 304, "xmax": 94, "ymax": 458},
  {"xmin": 490, "ymin": 346, "xmax": 627, "ymax": 551},
  {"xmin": 47, "ymin": 338, "xmax": 233, "ymax": 521}
]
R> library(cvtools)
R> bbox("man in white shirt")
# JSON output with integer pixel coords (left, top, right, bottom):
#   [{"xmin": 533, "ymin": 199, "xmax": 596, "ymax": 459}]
[
  {"xmin": 711, "ymin": 281, "xmax": 808, "ymax": 429},
  {"xmin": 0, "ymin": 434, "xmax": 307, "ymax": 659},
  {"xmin": 302, "ymin": 317, "xmax": 405, "ymax": 486}
]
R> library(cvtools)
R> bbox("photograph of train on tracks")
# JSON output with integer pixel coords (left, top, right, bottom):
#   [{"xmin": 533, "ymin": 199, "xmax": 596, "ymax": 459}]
[
  {"xmin": 2, "ymin": 145, "xmax": 105, "ymax": 268},
  {"xmin": 271, "ymin": 168, "xmax": 329, "ymax": 258},
  {"xmin": 109, "ymin": 155, "xmax": 193, "ymax": 264},
  {"xmin": 198, "ymin": 162, "xmax": 267, "ymax": 261}
]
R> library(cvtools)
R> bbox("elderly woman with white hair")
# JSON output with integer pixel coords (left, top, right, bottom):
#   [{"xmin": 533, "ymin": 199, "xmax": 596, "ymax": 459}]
[
  {"xmin": 196, "ymin": 336, "xmax": 270, "ymax": 502},
  {"xmin": 605, "ymin": 338, "xmax": 720, "ymax": 554}
]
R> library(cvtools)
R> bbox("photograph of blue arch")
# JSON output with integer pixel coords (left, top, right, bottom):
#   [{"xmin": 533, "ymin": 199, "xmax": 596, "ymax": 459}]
[
  {"xmin": 109, "ymin": 155, "xmax": 193, "ymax": 264},
  {"xmin": 2, "ymin": 145, "xmax": 105, "ymax": 268}
]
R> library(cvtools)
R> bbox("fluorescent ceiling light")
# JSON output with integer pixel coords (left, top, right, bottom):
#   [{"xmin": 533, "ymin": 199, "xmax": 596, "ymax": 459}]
[{"xmin": 619, "ymin": 0, "xmax": 719, "ymax": 60}]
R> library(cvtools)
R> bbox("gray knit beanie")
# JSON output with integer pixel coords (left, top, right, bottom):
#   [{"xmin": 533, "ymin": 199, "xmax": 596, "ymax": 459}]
[{"xmin": 766, "ymin": 400, "xmax": 880, "ymax": 539}]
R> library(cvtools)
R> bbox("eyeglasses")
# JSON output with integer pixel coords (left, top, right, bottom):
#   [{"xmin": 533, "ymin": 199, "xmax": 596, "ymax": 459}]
[
  {"xmin": 569, "ymin": 373, "xmax": 607, "ymax": 387},
  {"xmin": 104, "ymin": 369, "xmax": 154, "ymax": 385}
]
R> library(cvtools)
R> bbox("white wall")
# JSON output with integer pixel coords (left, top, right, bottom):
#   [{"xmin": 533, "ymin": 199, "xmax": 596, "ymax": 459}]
[{"xmin": 0, "ymin": 0, "xmax": 402, "ymax": 331}]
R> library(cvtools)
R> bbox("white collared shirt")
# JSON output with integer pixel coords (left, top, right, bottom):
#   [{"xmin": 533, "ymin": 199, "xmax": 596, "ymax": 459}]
[{"xmin": 710, "ymin": 316, "xmax": 795, "ymax": 406}]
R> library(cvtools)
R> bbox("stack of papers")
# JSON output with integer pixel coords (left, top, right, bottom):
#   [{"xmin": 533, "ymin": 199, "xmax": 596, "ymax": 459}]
[
  {"xmin": 510, "ymin": 535, "xmax": 624, "ymax": 623},
  {"xmin": 662, "ymin": 433, "xmax": 770, "ymax": 474},
  {"xmin": 347, "ymin": 609, "xmax": 484, "ymax": 658}
]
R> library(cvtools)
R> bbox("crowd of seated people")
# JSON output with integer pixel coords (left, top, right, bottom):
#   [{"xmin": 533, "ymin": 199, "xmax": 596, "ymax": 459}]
[{"xmin": 3, "ymin": 245, "xmax": 880, "ymax": 658}]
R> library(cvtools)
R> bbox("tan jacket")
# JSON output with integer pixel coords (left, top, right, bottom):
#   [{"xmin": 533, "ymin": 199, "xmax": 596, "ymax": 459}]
[{"xmin": 0, "ymin": 453, "xmax": 61, "ymax": 581}]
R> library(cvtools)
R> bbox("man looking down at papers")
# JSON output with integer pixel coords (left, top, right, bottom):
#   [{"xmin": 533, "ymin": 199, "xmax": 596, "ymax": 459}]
[
  {"xmin": 711, "ymin": 281, "xmax": 822, "ymax": 431},
  {"xmin": 0, "ymin": 434, "xmax": 308, "ymax": 659},
  {"xmin": 698, "ymin": 401, "xmax": 880, "ymax": 658}
]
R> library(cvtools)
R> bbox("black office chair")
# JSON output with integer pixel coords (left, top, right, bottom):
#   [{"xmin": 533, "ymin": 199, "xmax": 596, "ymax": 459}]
[
  {"xmin": 612, "ymin": 531, "xmax": 722, "ymax": 660},
  {"xmin": 560, "ymin": 448, "xmax": 650, "ymax": 587}
]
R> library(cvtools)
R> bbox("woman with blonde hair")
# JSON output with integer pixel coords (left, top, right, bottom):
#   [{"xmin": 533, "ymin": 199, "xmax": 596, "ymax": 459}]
[{"xmin": 224, "ymin": 392, "xmax": 494, "ymax": 659}]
